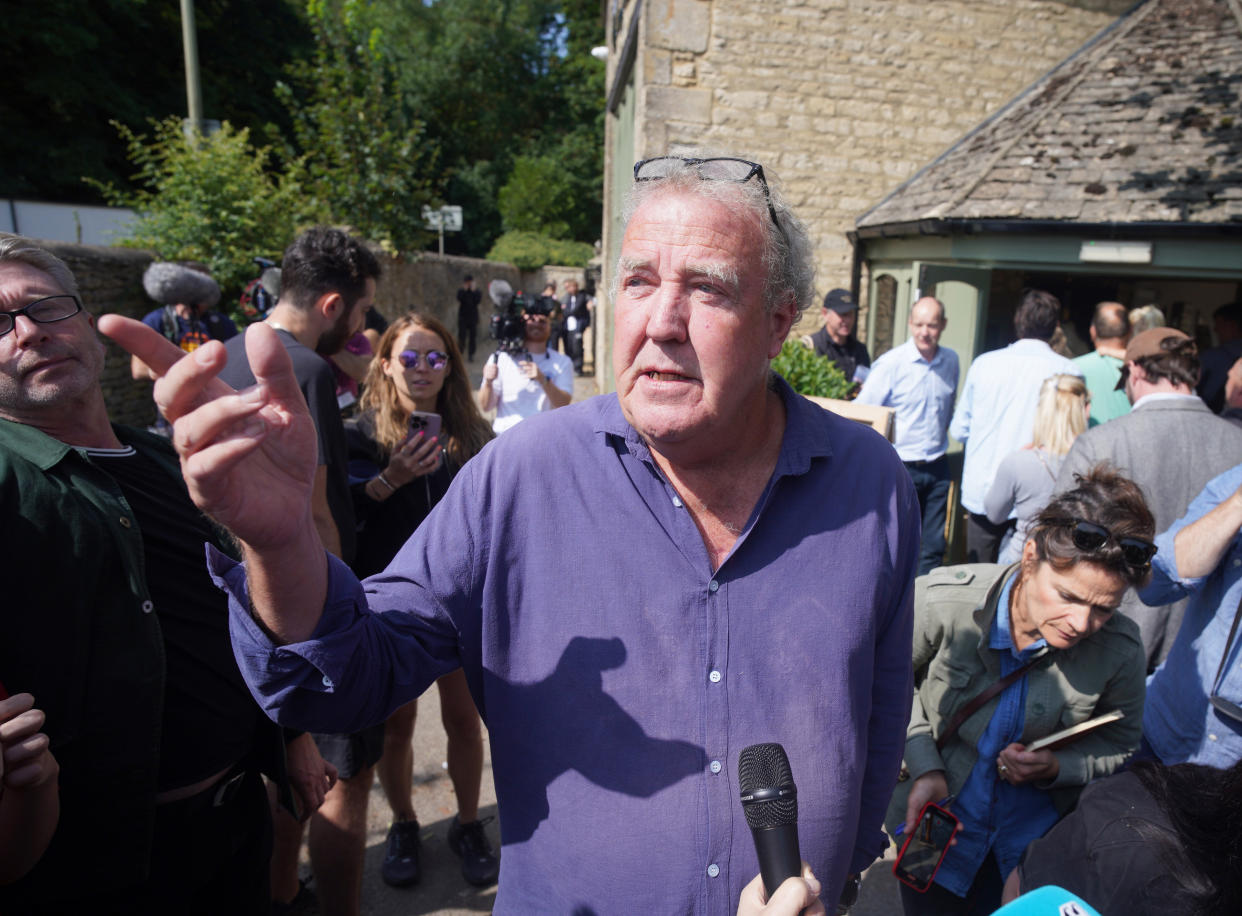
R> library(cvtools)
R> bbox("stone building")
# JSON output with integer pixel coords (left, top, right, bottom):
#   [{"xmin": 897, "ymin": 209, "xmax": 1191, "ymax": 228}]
[
  {"xmin": 854, "ymin": 0, "xmax": 1242, "ymax": 369},
  {"xmin": 597, "ymin": 0, "xmax": 1136, "ymax": 390}
]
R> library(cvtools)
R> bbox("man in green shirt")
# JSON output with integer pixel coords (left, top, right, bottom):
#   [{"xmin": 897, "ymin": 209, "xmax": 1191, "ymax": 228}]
[
  {"xmin": 1074, "ymin": 301, "xmax": 1132, "ymax": 426},
  {"xmin": 0, "ymin": 234, "xmax": 332, "ymax": 912}
]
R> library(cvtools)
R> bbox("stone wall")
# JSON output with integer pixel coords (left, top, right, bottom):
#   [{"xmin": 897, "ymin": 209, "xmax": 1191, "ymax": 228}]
[{"xmin": 602, "ymin": 0, "xmax": 1136, "ymax": 343}]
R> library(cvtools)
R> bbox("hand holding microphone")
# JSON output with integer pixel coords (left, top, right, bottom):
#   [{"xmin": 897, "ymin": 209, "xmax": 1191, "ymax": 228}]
[{"xmin": 738, "ymin": 743, "xmax": 805, "ymax": 907}]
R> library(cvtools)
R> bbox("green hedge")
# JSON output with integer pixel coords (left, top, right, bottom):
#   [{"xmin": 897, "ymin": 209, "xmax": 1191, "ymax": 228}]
[{"xmin": 770, "ymin": 339, "xmax": 854, "ymax": 400}]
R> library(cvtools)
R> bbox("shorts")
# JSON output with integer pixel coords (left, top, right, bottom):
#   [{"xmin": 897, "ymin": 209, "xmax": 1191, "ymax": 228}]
[{"xmin": 312, "ymin": 724, "xmax": 385, "ymax": 780}]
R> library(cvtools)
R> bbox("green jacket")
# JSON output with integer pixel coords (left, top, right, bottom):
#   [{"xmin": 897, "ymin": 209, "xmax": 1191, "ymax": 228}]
[
  {"xmin": 0, "ymin": 418, "xmax": 291, "ymax": 905},
  {"xmin": 884, "ymin": 563, "xmax": 1146, "ymax": 835}
]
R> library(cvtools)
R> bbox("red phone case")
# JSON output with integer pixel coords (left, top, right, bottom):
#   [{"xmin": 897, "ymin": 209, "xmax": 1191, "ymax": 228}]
[{"xmin": 893, "ymin": 802, "xmax": 961, "ymax": 892}]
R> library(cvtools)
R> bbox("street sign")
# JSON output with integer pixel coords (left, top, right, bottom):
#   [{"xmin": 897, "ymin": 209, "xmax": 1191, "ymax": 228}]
[
  {"xmin": 422, "ymin": 204, "xmax": 463, "ymax": 254},
  {"xmin": 422, "ymin": 205, "xmax": 463, "ymax": 232}
]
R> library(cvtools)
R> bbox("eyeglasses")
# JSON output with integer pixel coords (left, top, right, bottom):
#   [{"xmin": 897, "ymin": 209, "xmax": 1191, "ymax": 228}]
[
  {"xmin": 633, "ymin": 156, "xmax": 783, "ymax": 232},
  {"xmin": 0, "ymin": 294, "xmax": 83, "ymax": 337},
  {"xmin": 524, "ymin": 313, "xmax": 550, "ymax": 322},
  {"xmin": 1042, "ymin": 517, "xmax": 1157, "ymax": 568},
  {"xmin": 397, "ymin": 349, "xmax": 448, "ymax": 370}
]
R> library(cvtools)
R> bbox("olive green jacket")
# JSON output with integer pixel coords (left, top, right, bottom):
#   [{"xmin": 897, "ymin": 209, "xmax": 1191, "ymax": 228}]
[{"xmin": 884, "ymin": 563, "xmax": 1146, "ymax": 835}]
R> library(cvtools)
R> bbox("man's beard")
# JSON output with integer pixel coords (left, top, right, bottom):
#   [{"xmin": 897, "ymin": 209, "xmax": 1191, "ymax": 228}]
[{"xmin": 315, "ymin": 307, "xmax": 355, "ymax": 356}]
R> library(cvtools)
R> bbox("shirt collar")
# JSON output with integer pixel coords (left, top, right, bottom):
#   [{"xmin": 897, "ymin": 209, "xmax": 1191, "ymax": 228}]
[
  {"xmin": 592, "ymin": 373, "xmax": 834, "ymax": 478},
  {"xmin": 991, "ymin": 570, "xmax": 1048, "ymax": 659},
  {"xmin": 1131, "ymin": 391, "xmax": 1202, "ymax": 411},
  {"xmin": 900, "ymin": 338, "xmax": 943, "ymax": 366},
  {"xmin": 0, "ymin": 416, "xmax": 77, "ymax": 470}
]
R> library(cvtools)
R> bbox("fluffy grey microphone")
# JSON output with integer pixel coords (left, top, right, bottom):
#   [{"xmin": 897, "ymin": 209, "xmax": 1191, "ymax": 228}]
[{"xmin": 738, "ymin": 742, "xmax": 802, "ymax": 900}]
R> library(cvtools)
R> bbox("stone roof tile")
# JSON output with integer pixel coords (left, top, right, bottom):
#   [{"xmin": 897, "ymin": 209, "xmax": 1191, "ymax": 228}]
[{"xmin": 858, "ymin": 0, "xmax": 1242, "ymax": 229}]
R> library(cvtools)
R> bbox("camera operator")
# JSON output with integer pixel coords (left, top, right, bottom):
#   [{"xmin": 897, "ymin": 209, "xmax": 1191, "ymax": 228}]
[{"xmin": 478, "ymin": 296, "xmax": 573, "ymax": 433}]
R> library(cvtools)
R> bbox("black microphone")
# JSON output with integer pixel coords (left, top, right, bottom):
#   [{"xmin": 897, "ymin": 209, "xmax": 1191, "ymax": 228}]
[{"xmin": 738, "ymin": 742, "xmax": 802, "ymax": 900}]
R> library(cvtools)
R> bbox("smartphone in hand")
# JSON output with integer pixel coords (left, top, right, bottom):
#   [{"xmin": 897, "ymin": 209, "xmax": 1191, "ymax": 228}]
[
  {"xmin": 406, "ymin": 411, "xmax": 442, "ymax": 443},
  {"xmin": 893, "ymin": 801, "xmax": 960, "ymax": 892}
]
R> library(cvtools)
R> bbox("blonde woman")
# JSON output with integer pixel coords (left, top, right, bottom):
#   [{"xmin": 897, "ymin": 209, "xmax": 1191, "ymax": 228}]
[
  {"xmin": 984, "ymin": 374, "xmax": 1089, "ymax": 564},
  {"xmin": 344, "ymin": 313, "xmax": 498, "ymax": 888}
]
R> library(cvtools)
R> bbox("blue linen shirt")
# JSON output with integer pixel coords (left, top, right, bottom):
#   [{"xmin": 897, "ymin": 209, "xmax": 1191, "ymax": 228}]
[
  {"xmin": 1140, "ymin": 462, "xmax": 1242, "ymax": 767},
  {"xmin": 949, "ymin": 340, "xmax": 1081, "ymax": 514},
  {"xmin": 215, "ymin": 379, "xmax": 921, "ymax": 914},
  {"xmin": 934, "ymin": 575, "xmax": 1058, "ymax": 896},
  {"xmin": 856, "ymin": 339, "xmax": 959, "ymax": 463}
]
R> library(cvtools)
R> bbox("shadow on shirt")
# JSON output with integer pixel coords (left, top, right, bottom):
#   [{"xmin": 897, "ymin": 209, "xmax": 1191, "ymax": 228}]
[{"xmin": 481, "ymin": 635, "xmax": 705, "ymax": 844}]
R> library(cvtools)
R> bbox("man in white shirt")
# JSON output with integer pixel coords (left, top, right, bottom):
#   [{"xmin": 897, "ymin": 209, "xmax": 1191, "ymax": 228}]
[
  {"xmin": 858, "ymin": 296, "xmax": 958, "ymax": 573},
  {"xmin": 949, "ymin": 288, "xmax": 1081, "ymax": 562},
  {"xmin": 478, "ymin": 297, "xmax": 573, "ymax": 433}
]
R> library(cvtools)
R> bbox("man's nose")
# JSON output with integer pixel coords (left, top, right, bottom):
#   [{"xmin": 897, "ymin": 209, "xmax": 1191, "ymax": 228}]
[
  {"xmin": 644, "ymin": 285, "xmax": 689, "ymax": 341},
  {"xmin": 9, "ymin": 312, "xmax": 49, "ymax": 346}
]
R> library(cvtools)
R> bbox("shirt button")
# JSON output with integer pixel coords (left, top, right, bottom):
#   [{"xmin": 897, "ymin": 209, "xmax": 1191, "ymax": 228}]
[
  {"xmin": 1032, "ymin": 703, "xmax": 1044, "ymax": 715},
  {"xmin": 119, "ymin": 516, "xmax": 132, "ymax": 528},
  {"xmin": 321, "ymin": 675, "xmax": 334, "ymax": 688},
  {"xmin": 1233, "ymin": 558, "xmax": 1241, "ymax": 567},
  {"xmin": 709, "ymin": 670, "xmax": 722, "ymax": 683},
  {"xmin": 141, "ymin": 600, "xmax": 154, "ymax": 614},
  {"xmin": 672, "ymin": 495, "xmax": 683, "ymax": 508},
  {"xmin": 707, "ymin": 863, "xmax": 720, "ymax": 878},
  {"xmin": 710, "ymin": 760, "xmax": 722, "ymax": 774},
  {"xmin": 1209, "ymin": 733, "xmax": 1218, "ymax": 741},
  {"xmin": 709, "ymin": 580, "xmax": 719, "ymax": 593}
]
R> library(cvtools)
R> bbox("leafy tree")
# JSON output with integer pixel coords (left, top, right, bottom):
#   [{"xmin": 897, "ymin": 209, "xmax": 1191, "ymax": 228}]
[
  {"xmin": 0, "ymin": 0, "xmax": 312, "ymax": 203},
  {"xmin": 273, "ymin": 0, "xmax": 440, "ymax": 252},
  {"xmin": 498, "ymin": 155, "xmax": 576, "ymax": 239},
  {"xmin": 487, "ymin": 231, "xmax": 594, "ymax": 271},
  {"xmin": 379, "ymin": 0, "xmax": 604, "ymax": 254},
  {"xmin": 91, "ymin": 117, "xmax": 309, "ymax": 313},
  {"xmin": 770, "ymin": 340, "xmax": 854, "ymax": 400}
]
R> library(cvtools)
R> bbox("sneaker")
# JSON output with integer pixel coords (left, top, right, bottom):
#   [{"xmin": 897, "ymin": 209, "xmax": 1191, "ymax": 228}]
[
  {"xmin": 446, "ymin": 814, "xmax": 500, "ymax": 887},
  {"xmin": 380, "ymin": 819, "xmax": 422, "ymax": 887}
]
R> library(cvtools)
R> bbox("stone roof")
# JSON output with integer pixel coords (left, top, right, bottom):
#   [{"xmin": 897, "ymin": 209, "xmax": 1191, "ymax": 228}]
[{"xmin": 856, "ymin": 0, "xmax": 1242, "ymax": 231}]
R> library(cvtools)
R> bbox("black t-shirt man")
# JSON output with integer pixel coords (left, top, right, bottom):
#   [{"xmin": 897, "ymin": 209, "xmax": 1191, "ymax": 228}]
[{"xmin": 219, "ymin": 328, "xmax": 356, "ymax": 564}]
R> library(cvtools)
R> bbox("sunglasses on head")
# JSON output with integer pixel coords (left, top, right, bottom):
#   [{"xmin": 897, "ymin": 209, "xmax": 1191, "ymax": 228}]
[
  {"xmin": 1042, "ymin": 517, "xmax": 1157, "ymax": 567},
  {"xmin": 397, "ymin": 349, "xmax": 448, "ymax": 370}
]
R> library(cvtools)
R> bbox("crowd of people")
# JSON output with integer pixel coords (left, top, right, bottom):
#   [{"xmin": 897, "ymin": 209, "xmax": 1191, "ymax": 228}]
[{"xmin": 1, "ymin": 148, "xmax": 1240, "ymax": 916}]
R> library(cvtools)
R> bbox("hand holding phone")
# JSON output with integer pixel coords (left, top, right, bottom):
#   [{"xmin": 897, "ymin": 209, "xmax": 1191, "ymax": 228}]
[
  {"xmin": 893, "ymin": 801, "xmax": 961, "ymax": 893},
  {"xmin": 406, "ymin": 411, "xmax": 442, "ymax": 443}
]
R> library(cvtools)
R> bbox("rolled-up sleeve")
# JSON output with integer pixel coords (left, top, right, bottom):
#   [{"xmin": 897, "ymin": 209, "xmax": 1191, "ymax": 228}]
[
  {"xmin": 214, "ymin": 546, "xmax": 460, "ymax": 733},
  {"xmin": 1138, "ymin": 467, "xmax": 1242, "ymax": 606}
]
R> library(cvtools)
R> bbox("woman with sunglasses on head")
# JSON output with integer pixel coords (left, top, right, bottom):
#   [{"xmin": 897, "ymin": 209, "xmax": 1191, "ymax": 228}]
[
  {"xmin": 886, "ymin": 465, "xmax": 1155, "ymax": 915},
  {"xmin": 984, "ymin": 374, "xmax": 1090, "ymax": 564},
  {"xmin": 345, "ymin": 313, "xmax": 499, "ymax": 889}
]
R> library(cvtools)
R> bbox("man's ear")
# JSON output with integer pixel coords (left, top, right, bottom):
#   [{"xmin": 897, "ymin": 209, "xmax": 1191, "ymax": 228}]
[
  {"xmin": 317, "ymin": 290, "xmax": 345, "ymax": 321},
  {"xmin": 767, "ymin": 295, "xmax": 799, "ymax": 359}
]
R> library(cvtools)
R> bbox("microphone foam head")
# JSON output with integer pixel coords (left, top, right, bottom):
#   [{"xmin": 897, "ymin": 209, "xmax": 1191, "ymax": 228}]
[{"xmin": 738, "ymin": 742, "xmax": 797, "ymax": 830}]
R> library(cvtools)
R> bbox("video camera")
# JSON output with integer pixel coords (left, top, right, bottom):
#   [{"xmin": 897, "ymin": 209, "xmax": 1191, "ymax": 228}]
[{"xmin": 487, "ymin": 279, "xmax": 553, "ymax": 354}]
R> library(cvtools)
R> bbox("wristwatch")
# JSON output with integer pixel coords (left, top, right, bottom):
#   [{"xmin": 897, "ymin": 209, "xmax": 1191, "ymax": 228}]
[{"xmin": 835, "ymin": 873, "xmax": 860, "ymax": 914}]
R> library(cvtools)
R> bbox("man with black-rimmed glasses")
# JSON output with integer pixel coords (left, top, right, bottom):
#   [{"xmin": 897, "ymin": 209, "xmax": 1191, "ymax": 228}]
[{"xmin": 0, "ymin": 234, "xmax": 333, "ymax": 914}]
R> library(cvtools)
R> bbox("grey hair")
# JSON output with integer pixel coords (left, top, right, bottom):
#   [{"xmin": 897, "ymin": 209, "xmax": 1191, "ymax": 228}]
[
  {"xmin": 0, "ymin": 233, "xmax": 80, "ymax": 299},
  {"xmin": 614, "ymin": 154, "xmax": 816, "ymax": 324}
]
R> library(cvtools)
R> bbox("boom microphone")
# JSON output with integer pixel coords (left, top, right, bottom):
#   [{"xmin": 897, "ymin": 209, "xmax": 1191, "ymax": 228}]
[{"xmin": 738, "ymin": 742, "xmax": 801, "ymax": 900}]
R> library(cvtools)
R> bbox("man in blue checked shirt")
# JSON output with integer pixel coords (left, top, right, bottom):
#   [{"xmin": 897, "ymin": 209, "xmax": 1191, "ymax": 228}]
[
  {"xmin": 1140, "ymin": 462, "xmax": 1242, "ymax": 767},
  {"xmin": 858, "ymin": 296, "xmax": 959, "ymax": 575}
]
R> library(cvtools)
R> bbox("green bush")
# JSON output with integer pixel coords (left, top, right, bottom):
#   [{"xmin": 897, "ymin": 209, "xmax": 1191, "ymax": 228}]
[
  {"xmin": 486, "ymin": 231, "xmax": 595, "ymax": 271},
  {"xmin": 90, "ymin": 117, "xmax": 310, "ymax": 322},
  {"xmin": 770, "ymin": 339, "xmax": 854, "ymax": 399}
]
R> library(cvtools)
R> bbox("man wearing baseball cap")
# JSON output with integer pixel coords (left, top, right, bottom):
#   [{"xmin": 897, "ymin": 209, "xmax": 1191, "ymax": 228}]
[
  {"xmin": 806, "ymin": 287, "xmax": 870, "ymax": 389},
  {"xmin": 1054, "ymin": 326, "xmax": 1242, "ymax": 668}
]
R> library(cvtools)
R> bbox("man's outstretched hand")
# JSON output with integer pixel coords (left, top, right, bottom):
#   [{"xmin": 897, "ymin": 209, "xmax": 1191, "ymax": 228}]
[{"xmin": 98, "ymin": 316, "xmax": 318, "ymax": 552}]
